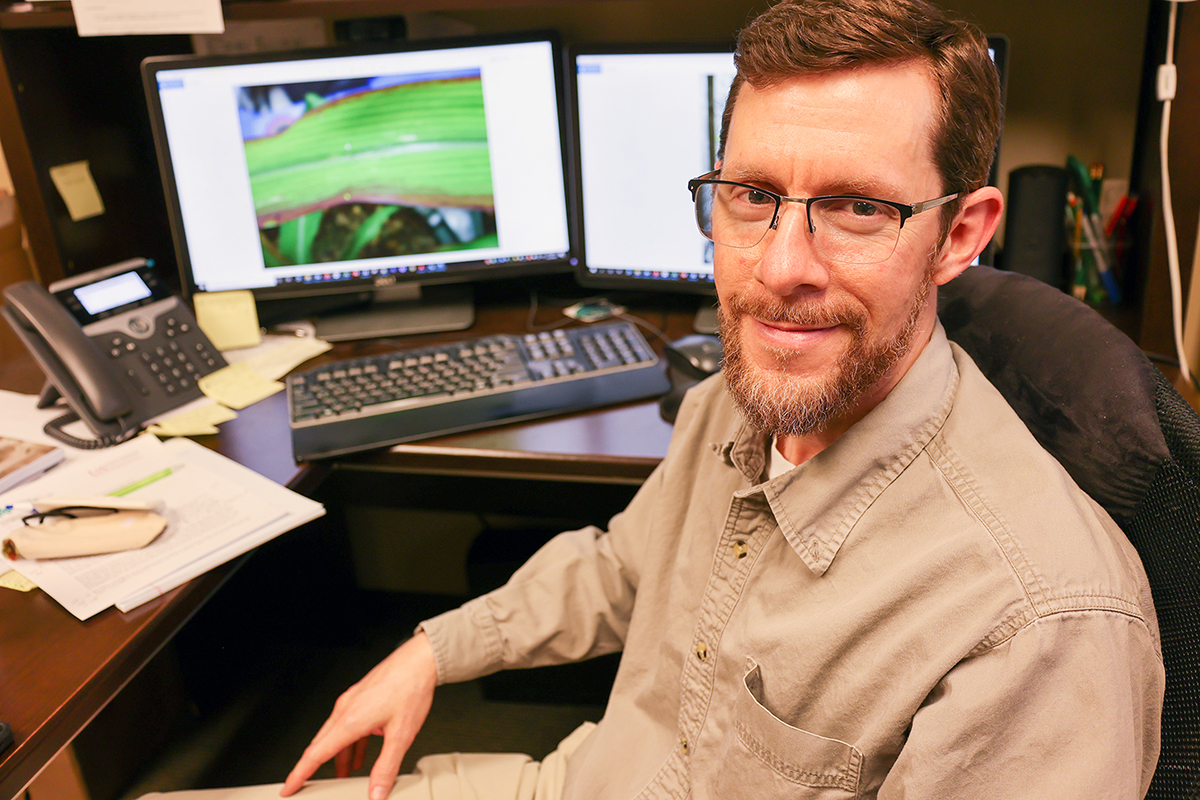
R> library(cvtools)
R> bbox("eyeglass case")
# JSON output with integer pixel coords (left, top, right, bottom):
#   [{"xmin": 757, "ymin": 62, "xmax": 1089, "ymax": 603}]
[{"xmin": 3, "ymin": 508, "xmax": 167, "ymax": 560}]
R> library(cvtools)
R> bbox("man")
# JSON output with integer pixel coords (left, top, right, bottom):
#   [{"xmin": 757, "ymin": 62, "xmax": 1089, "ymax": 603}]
[{"xmin": 165, "ymin": 1, "xmax": 1163, "ymax": 798}]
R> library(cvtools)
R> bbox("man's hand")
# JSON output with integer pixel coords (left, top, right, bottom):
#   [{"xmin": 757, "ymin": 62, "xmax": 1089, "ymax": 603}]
[{"xmin": 280, "ymin": 631, "xmax": 438, "ymax": 800}]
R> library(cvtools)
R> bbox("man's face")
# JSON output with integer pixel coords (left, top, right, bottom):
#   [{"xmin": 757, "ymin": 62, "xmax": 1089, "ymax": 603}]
[{"xmin": 714, "ymin": 65, "xmax": 951, "ymax": 439}]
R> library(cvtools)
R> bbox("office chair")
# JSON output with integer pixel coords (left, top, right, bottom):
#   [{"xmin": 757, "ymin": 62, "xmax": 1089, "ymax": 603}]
[{"xmin": 939, "ymin": 265, "xmax": 1200, "ymax": 800}]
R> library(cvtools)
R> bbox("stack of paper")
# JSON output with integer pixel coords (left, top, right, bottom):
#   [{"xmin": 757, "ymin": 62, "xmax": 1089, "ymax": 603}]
[{"xmin": 0, "ymin": 421, "xmax": 323, "ymax": 620}]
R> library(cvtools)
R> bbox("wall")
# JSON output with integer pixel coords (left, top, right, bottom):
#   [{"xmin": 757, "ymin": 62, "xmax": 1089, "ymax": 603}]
[{"xmin": 955, "ymin": 0, "xmax": 1151, "ymax": 200}]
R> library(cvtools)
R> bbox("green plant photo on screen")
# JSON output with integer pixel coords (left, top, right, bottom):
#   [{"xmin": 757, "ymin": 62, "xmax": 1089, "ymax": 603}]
[{"xmin": 239, "ymin": 69, "xmax": 498, "ymax": 268}]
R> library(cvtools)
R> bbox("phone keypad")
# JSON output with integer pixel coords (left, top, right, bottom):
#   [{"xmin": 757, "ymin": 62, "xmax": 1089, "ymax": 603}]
[{"xmin": 98, "ymin": 310, "xmax": 225, "ymax": 411}]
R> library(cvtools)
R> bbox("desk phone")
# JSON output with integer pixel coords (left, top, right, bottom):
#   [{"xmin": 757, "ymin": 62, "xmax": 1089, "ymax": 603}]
[{"xmin": 1, "ymin": 258, "xmax": 226, "ymax": 448}]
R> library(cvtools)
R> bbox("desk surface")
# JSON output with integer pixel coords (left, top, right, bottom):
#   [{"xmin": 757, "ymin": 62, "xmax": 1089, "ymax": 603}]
[{"xmin": 0, "ymin": 292, "xmax": 695, "ymax": 799}]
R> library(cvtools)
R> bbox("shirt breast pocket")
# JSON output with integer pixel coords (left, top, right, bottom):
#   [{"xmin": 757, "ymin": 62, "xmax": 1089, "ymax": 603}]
[{"xmin": 713, "ymin": 658, "xmax": 864, "ymax": 799}]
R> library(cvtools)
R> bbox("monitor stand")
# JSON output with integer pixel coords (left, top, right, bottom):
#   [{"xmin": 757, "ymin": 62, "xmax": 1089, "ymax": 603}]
[{"xmin": 310, "ymin": 283, "xmax": 474, "ymax": 341}]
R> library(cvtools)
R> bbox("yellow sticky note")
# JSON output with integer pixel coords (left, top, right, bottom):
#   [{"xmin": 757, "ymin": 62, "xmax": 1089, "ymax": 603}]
[
  {"xmin": 48, "ymin": 160, "xmax": 105, "ymax": 221},
  {"xmin": 1, "ymin": 570, "xmax": 37, "ymax": 592},
  {"xmin": 193, "ymin": 290, "xmax": 262, "ymax": 351},
  {"xmin": 246, "ymin": 335, "xmax": 332, "ymax": 381},
  {"xmin": 198, "ymin": 361, "xmax": 283, "ymax": 410},
  {"xmin": 147, "ymin": 401, "xmax": 238, "ymax": 437}
]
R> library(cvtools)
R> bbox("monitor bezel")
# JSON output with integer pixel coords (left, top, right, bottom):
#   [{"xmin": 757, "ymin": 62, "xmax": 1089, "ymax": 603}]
[
  {"xmin": 141, "ymin": 30, "xmax": 577, "ymax": 305},
  {"xmin": 986, "ymin": 33, "xmax": 1009, "ymax": 191}
]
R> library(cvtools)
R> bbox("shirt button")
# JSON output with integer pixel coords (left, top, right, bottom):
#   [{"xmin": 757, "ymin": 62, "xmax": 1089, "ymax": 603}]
[
  {"xmin": 733, "ymin": 540, "xmax": 748, "ymax": 558},
  {"xmin": 680, "ymin": 735, "xmax": 689, "ymax": 755},
  {"xmin": 696, "ymin": 642, "xmax": 708, "ymax": 661}
]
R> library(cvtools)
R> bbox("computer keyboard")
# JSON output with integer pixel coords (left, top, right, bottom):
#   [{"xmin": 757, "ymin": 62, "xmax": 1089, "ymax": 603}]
[{"xmin": 288, "ymin": 319, "xmax": 671, "ymax": 460}]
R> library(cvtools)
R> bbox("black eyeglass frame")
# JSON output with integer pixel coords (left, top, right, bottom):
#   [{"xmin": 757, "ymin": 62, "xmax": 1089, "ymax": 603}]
[
  {"xmin": 687, "ymin": 170, "xmax": 960, "ymax": 251},
  {"xmin": 22, "ymin": 506, "xmax": 126, "ymax": 526}
]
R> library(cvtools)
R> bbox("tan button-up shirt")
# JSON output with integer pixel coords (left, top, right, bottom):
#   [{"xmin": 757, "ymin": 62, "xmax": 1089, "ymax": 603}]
[{"xmin": 422, "ymin": 325, "xmax": 1164, "ymax": 799}]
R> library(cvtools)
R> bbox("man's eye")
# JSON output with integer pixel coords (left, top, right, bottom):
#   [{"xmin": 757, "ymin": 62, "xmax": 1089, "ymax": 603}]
[
  {"xmin": 741, "ymin": 189, "xmax": 774, "ymax": 206},
  {"xmin": 851, "ymin": 200, "xmax": 881, "ymax": 216}
]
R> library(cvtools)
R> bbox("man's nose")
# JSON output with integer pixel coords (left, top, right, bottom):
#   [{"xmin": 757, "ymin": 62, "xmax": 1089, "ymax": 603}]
[{"xmin": 752, "ymin": 202, "xmax": 831, "ymax": 297}]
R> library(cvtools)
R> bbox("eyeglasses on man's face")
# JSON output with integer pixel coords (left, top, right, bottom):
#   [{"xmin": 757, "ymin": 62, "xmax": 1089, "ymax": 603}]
[{"xmin": 687, "ymin": 171, "xmax": 959, "ymax": 265}]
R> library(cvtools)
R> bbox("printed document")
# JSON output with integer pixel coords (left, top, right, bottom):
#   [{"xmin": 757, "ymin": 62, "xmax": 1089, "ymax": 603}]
[{"xmin": 0, "ymin": 431, "xmax": 323, "ymax": 620}]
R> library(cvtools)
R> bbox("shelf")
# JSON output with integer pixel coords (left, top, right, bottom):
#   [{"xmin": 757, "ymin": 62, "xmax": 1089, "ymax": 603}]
[{"xmin": 0, "ymin": 0, "xmax": 616, "ymax": 29}]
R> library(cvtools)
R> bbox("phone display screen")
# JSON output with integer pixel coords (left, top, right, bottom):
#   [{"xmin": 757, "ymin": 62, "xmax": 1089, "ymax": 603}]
[
  {"xmin": 52, "ymin": 260, "xmax": 174, "ymax": 327},
  {"xmin": 73, "ymin": 272, "xmax": 153, "ymax": 316}
]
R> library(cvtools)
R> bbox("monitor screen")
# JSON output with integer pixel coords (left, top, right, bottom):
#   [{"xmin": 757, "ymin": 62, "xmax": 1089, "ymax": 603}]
[
  {"xmin": 142, "ymin": 34, "xmax": 573, "ymax": 338},
  {"xmin": 571, "ymin": 45, "xmax": 736, "ymax": 300}
]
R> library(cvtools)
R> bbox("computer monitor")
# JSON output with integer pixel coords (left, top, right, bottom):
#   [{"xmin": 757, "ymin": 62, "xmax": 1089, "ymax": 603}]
[
  {"xmin": 571, "ymin": 44, "xmax": 735, "ymax": 332},
  {"xmin": 571, "ymin": 38, "xmax": 1008, "ymax": 332},
  {"xmin": 142, "ymin": 33, "xmax": 573, "ymax": 340}
]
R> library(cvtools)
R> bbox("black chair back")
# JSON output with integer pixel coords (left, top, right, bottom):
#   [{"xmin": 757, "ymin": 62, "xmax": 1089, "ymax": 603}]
[{"xmin": 940, "ymin": 266, "xmax": 1200, "ymax": 799}]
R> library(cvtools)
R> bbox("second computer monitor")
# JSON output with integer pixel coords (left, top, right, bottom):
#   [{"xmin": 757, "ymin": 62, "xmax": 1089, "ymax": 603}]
[
  {"xmin": 572, "ymin": 44, "xmax": 735, "ymax": 317},
  {"xmin": 572, "ymin": 38, "xmax": 1006, "ymax": 315}
]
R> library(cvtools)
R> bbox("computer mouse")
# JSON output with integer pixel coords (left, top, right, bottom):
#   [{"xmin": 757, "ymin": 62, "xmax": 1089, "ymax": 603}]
[{"xmin": 665, "ymin": 334, "xmax": 723, "ymax": 380}]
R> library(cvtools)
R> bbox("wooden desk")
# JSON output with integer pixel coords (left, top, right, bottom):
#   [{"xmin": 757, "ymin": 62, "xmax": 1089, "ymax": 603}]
[{"xmin": 0, "ymin": 294, "xmax": 694, "ymax": 800}]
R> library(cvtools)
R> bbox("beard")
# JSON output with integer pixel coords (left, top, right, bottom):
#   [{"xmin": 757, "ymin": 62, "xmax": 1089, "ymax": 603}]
[{"xmin": 719, "ymin": 272, "xmax": 933, "ymax": 438}]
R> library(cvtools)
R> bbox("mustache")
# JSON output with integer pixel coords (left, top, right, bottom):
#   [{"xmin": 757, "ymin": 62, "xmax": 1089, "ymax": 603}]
[{"xmin": 722, "ymin": 291, "xmax": 866, "ymax": 331}]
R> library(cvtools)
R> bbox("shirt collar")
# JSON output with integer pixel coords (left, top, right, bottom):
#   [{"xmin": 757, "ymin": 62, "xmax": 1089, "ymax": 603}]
[{"xmin": 712, "ymin": 323, "xmax": 960, "ymax": 576}]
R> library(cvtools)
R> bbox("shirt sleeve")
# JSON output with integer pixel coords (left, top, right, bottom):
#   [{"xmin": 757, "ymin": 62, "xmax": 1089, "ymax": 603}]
[
  {"xmin": 879, "ymin": 609, "xmax": 1164, "ymax": 798},
  {"xmin": 419, "ymin": 459, "xmax": 668, "ymax": 685}
]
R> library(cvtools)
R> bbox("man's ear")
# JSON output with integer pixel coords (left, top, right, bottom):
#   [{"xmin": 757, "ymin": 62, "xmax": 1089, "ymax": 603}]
[{"xmin": 932, "ymin": 186, "xmax": 1004, "ymax": 286}]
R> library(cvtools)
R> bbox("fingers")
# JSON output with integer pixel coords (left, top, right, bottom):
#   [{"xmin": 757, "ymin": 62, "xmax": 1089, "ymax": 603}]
[
  {"xmin": 282, "ymin": 722, "xmax": 363, "ymax": 795},
  {"xmin": 281, "ymin": 691, "xmax": 382, "ymax": 792},
  {"xmin": 368, "ymin": 725, "xmax": 416, "ymax": 800},
  {"xmin": 280, "ymin": 634, "xmax": 439, "ymax": 798},
  {"xmin": 353, "ymin": 737, "xmax": 369, "ymax": 772},
  {"xmin": 281, "ymin": 742, "xmax": 337, "ymax": 796},
  {"xmin": 334, "ymin": 742, "xmax": 353, "ymax": 779},
  {"xmin": 331, "ymin": 737, "xmax": 368, "ymax": 779},
  {"xmin": 364, "ymin": 671, "xmax": 436, "ymax": 800}
]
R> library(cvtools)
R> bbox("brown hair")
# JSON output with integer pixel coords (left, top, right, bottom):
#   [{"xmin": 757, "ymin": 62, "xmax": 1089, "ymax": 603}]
[{"xmin": 719, "ymin": 0, "xmax": 1001, "ymax": 237}]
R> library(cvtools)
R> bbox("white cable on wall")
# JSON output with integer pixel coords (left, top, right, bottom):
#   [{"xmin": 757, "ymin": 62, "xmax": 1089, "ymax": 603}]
[{"xmin": 1161, "ymin": 0, "xmax": 1196, "ymax": 387}]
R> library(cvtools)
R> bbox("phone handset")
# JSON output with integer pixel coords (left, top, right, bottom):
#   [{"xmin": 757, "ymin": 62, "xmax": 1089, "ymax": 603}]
[{"xmin": 1, "ymin": 280, "xmax": 139, "ymax": 447}]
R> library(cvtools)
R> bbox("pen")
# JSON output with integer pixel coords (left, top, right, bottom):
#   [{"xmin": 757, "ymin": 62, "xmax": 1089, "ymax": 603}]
[
  {"xmin": 1, "ymin": 503, "xmax": 40, "ymax": 518},
  {"xmin": 1105, "ymin": 195, "xmax": 1130, "ymax": 238},
  {"xmin": 1078, "ymin": 211, "xmax": 1122, "ymax": 304},
  {"xmin": 4, "ymin": 497, "xmax": 155, "ymax": 515},
  {"xmin": 1067, "ymin": 156, "xmax": 1101, "ymax": 215},
  {"xmin": 109, "ymin": 466, "xmax": 177, "ymax": 497}
]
